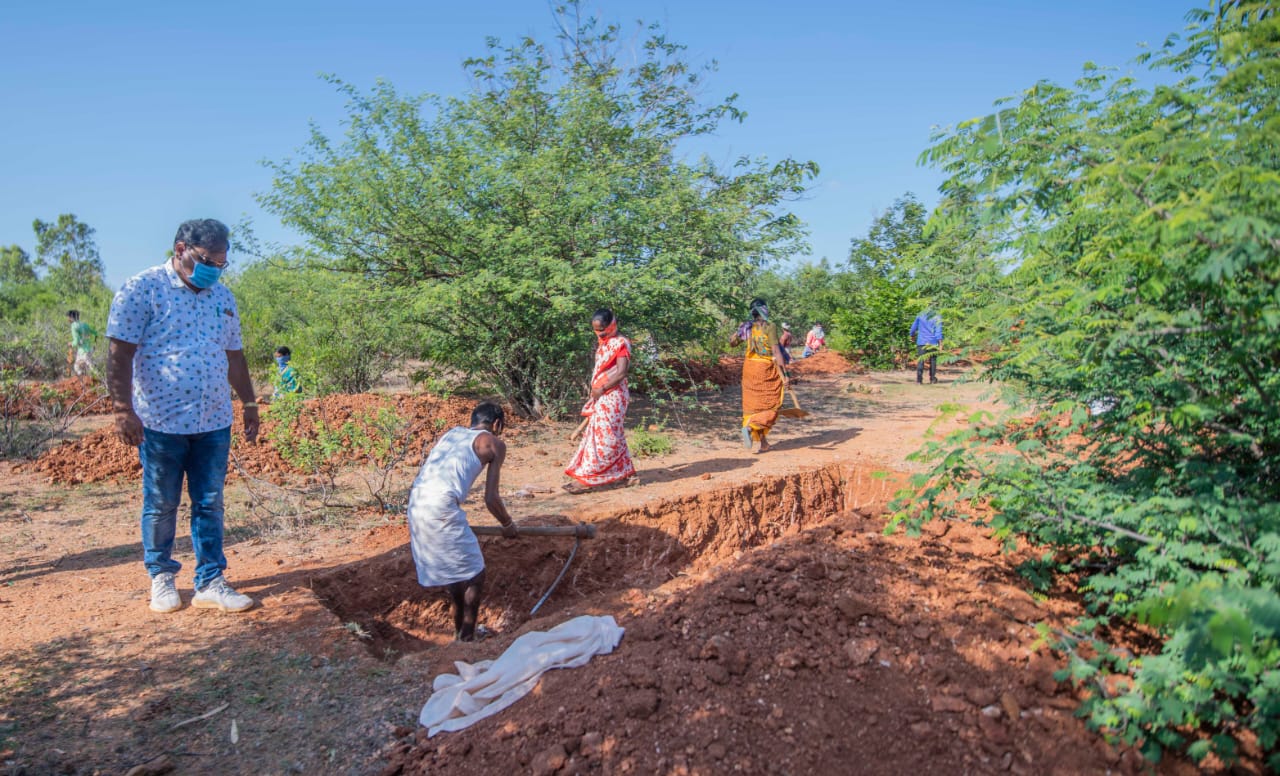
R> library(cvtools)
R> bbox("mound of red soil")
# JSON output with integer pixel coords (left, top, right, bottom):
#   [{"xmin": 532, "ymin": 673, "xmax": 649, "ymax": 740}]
[
  {"xmin": 19, "ymin": 392, "xmax": 515, "ymax": 485},
  {"xmin": 377, "ymin": 507, "xmax": 1137, "ymax": 776},
  {"xmin": 5, "ymin": 378, "xmax": 110, "ymax": 420},
  {"xmin": 790, "ymin": 348, "xmax": 854, "ymax": 375},
  {"xmin": 308, "ymin": 466, "xmax": 1148, "ymax": 774},
  {"xmin": 646, "ymin": 349, "xmax": 855, "ymax": 393}
]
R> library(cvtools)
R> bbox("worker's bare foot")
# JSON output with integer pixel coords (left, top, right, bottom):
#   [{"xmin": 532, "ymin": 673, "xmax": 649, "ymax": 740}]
[
  {"xmin": 561, "ymin": 481, "xmax": 591, "ymax": 495},
  {"xmin": 456, "ymin": 624, "xmax": 493, "ymax": 643},
  {"xmin": 756, "ymin": 440, "xmax": 771, "ymax": 454}
]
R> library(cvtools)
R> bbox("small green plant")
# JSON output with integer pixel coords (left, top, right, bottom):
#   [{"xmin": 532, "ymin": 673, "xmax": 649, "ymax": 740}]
[
  {"xmin": 628, "ymin": 426, "xmax": 674, "ymax": 458},
  {"xmin": 343, "ymin": 622, "xmax": 371, "ymax": 640},
  {"xmin": 412, "ymin": 372, "xmax": 455, "ymax": 399}
]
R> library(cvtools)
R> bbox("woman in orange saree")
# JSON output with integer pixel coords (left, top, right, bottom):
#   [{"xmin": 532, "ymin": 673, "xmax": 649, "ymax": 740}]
[
  {"xmin": 731, "ymin": 298, "xmax": 789, "ymax": 453},
  {"xmin": 563, "ymin": 308, "xmax": 636, "ymax": 493}
]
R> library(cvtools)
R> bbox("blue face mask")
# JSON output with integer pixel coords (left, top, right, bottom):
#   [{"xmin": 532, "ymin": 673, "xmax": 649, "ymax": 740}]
[
  {"xmin": 275, "ymin": 356, "xmax": 289, "ymax": 368},
  {"xmin": 189, "ymin": 261, "xmax": 223, "ymax": 289}
]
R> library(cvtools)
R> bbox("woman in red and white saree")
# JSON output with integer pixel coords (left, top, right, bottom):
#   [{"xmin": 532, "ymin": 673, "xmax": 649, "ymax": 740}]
[{"xmin": 564, "ymin": 308, "xmax": 636, "ymax": 493}]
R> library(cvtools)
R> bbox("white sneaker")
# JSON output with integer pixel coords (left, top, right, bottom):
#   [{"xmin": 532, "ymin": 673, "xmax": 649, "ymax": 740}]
[
  {"xmin": 149, "ymin": 572, "xmax": 181, "ymax": 613},
  {"xmin": 192, "ymin": 577, "xmax": 254, "ymax": 613}
]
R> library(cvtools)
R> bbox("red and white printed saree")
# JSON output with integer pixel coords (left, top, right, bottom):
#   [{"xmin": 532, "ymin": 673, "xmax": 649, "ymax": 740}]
[{"xmin": 564, "ymin": 334, "xmax": 635, "ymax": 487}]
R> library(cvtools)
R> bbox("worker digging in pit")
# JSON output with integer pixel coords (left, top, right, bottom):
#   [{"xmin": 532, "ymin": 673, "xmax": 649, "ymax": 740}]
[{"xmin": 407, "ymin": 401, "xmax": 519, "ymax": 641}]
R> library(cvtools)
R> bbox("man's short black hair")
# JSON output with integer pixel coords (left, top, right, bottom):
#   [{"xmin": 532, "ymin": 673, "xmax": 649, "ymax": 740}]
[
  {"xmin": 174, "ymin": 219, "xmax": 230, "ymax": 251},
  {"xmin": 275, "ymin": 346, "xmax": 292, "ymax": 357},
  {"xmin": 67, "ymin": 309, "xmax": 80, "ymax": 320},
  {"xmin": 471, "ymin": 401, "xmax": 505, "ymax": 427}
]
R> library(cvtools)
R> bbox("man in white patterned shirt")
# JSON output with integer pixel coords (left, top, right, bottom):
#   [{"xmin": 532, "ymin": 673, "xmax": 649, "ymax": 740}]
[{"xmin": 107, "ymin": 219, "xmax": 259, "ymax": 614}]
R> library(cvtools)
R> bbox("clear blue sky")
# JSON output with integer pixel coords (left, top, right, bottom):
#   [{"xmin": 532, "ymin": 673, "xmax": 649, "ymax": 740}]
[{"xmin": 1, "ymin": 0, "xmax": 1193, "ymax": 288}]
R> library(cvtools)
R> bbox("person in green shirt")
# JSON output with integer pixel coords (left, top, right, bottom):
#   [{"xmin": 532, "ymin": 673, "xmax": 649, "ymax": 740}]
[
  {"xmin": 274, "ymin": 346, "xmax": 302, "ymax": 395},
  {"xmin": 67, "ymin": 309, "xmax": 99, "ymax": 377}
]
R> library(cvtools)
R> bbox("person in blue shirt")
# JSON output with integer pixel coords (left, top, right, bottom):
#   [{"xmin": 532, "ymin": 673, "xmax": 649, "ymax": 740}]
[
  {"xmin": 274, "ymin": 346, "xmax": 302, "ymax": 395},
  {"xmin": 909, "ymin": 309, "xmax": 943, "ymax": 384}
]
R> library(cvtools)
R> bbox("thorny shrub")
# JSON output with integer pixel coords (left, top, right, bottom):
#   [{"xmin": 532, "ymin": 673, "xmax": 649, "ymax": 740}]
[{"xmin": 896, "ymin": 4, "xmax": 1280, "ymax": 769}]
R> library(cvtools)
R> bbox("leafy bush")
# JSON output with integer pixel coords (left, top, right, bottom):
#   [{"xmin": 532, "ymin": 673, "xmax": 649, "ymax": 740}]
[
  {"xmin": 230, "ymin": 260, "xmax": 417, "ymax": 395},
  {"xmin": 829, "ymin": 276, "xmax": 916, "ymax": 369},
  {"xmin": 901, "ymin": 4, "xmax": 1280, "ymax": 767},
  {"xmin": 0, "ymin": 369, "xmax": 44, "ymax": 458},
  {"xmin": 628, "ymin": 426, "xmax": 674, "ymax": 458},
  {"xmin": 264, "ymin": 392, "xmax": 416, "ymax": 508}
]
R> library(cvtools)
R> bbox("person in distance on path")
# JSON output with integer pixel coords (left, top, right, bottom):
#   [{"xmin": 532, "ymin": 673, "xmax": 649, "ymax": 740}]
[
  {"xmin": 407, "ymin": 401, "xmax": 519, "ymax": 641},
  {"xmin": 910, "ymin": 307, "xmax": 943, "ymax": 384},
  {"xmin": 802, "ymin": 322, "xmax": 826, "ymax": 358},
  {"xmin": 67, "ymin": 309, "xmax": 99, "ymax": 379}
]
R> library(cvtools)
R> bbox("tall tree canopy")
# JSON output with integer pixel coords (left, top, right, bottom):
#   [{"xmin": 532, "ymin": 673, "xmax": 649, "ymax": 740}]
[
  {"xmin": 909, "ymin": 3, "xmax": 1280, "ymax": 766},
  {"xmin": 260, "ymin": 5, "xmax": 816, "ymax": 416},
  {"xmin": 33, "ymin": 214, "xmax": 105, "ymax": 297}
]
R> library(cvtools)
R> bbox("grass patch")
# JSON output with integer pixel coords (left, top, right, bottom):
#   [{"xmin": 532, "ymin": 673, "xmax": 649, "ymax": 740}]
[{"xmin": 629, "ymin": 427, "xmax": 675, "ymax": 458}]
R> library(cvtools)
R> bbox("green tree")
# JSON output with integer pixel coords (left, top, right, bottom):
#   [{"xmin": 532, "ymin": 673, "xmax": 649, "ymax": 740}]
[
  {"xmin": 260, "ymin": 4, "xmax": 815, "ymax": 416},
  {"xmin": 751, "ymin": 259, "xmax": 851, "ymax": 334},
  {"xmin": 848, "ymin": 192, "xmax": 927, "ymax": 280},
  {"xmin": 0, "ymin": 246, "xmax": 37, "ymax": 287},
  {"xmin": 830, "ymin": 193, "xmax": 927, "ymax": 367},
  {"xmin": 32, "ymin": 214, "xmax": 106, "ymax": 297},
  {"xmin": 905, "ymin": 3, "xmax": 1280, "ymax": 766},
  {"xmin": 0, "ymin": 246, "xmax": 55, "ymax": 327}
]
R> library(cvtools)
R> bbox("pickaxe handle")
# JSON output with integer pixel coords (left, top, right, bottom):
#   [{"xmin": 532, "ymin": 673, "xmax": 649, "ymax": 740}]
[{"xmin": 472, "ymin": 523, "xmax": 597, "ymax": 539}]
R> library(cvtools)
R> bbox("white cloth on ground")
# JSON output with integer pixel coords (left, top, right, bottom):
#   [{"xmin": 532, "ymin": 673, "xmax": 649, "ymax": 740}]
[
  {"xmin": 408, "ymin": 427, "xmax": 487, "ymax": 587},
  {"xmin": 419, "ymin": 614, "xmax": 625, "ymax": 736}
]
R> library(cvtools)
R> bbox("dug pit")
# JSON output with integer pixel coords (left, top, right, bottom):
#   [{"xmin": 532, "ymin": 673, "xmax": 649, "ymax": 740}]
[{"xmin": 311, "ymin": 464, "xmax": 904, "ymax": 659}]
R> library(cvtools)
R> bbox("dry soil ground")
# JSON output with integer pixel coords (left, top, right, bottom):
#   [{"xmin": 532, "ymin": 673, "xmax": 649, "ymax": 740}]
[{"xmin": 0, "ymin": 362, "xmax": 1229, "ymax": 775}]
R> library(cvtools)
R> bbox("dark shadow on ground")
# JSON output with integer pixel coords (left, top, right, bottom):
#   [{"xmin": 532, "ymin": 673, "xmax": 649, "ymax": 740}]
[
  {"xmin": 0, "ymin": 540, "xmax": 172, "ymax": 585},
  {"xmin": 644, "ymin": 456, "xmax": 758, "ymax": 484},
  {"xmin": 773, "ymin": 426, "xmax": 863, "ymax": 451}
]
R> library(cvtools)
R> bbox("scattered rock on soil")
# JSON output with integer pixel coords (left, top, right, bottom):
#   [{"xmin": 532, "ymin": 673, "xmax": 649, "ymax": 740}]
[
  {"xmin": 530, "ymin": 743, "xmax": 567, "ymax": 776},
  {"xmin": 845, "ymin": 638, "xmax": 880, "ymax": 665}
]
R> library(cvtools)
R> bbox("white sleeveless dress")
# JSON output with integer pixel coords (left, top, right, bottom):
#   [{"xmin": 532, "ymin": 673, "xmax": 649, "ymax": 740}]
[{"xmin": 407, "ymin": 427, "xmax": 488, "ymax": 587}]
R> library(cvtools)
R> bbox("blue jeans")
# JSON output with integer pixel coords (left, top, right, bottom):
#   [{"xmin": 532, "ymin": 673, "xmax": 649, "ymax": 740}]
[{"xmin": 139, "ymin": 426, "xmax": 231, "ymax": 590}]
